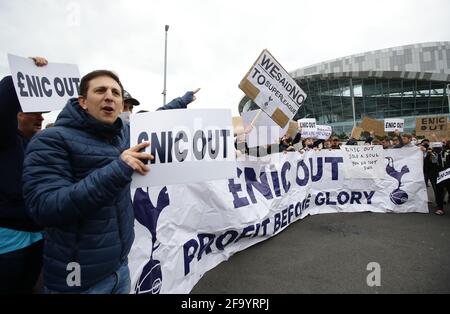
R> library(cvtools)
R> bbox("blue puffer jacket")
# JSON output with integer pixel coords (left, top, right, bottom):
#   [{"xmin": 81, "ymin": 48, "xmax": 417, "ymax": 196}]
[{"xmin": 23, "ymin": 98, "xmax": 136, "ymax": 292}]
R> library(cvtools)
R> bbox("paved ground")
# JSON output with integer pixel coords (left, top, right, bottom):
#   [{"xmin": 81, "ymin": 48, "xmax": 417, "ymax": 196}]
[{"xmin": 191, "ymin": 187, "xmax": 450, "ymax": 294}]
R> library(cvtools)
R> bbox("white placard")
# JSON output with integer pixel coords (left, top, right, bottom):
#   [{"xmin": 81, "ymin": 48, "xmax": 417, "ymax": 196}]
[
  {"xmin": 128, "ymin": 147, "xmax": 427, "ymax": 294},
  {"xmin": 241, "ymin": 110, "xmax": 289, "ymax": 148},
  {"xmin": 298, "ymin": 118, "xmax": 317, "ymax": 138},
  {"xmin": 130, "ymin": 109, "xmax": 236, "ymax": 188},
  {"xmin": 384, "ymin": 118, "xmax": 405, "ymax": 132},
  {"xmin": 431, "ymin": 142, "xmax": 443, "ymax": 148},
  {"xmin": 240, "ymin": 49, "xmax": 306, "ymax": 128},
  {"xmin": 340, "ymin": 145, "xmax": 385, "ymax": 179},
  {"xmin": 8, "ymin": 54, "xmax": 80, "ymax": 112},
  {"xmin": 437, "ymin": 168, "xmax": 450, "ymax": 184},
  {"xmin": 316, "ymin": 125, "xmax": 332, "ymax": 140}
]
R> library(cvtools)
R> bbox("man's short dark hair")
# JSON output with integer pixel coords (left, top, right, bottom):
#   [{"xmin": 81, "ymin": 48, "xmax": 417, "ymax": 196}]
[
  {"xmin": 402, "ymin": 133, "xmax": 412, "ymax": 139},
  {"xmin": 78, "ymin": 70, "xmax": 124, "ymax": 98}
]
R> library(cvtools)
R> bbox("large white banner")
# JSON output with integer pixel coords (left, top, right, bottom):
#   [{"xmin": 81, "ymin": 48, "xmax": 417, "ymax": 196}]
[
  {"xmin": 8, "ymin": 54, "xmax": 80, "ymax": 112},
  {"xmin": 130, "ymin": 109, "xmax": 236, "ymax": 188},
  {"xmin": 129, "ymin": 147, "xmax": 427, "ymax": 294}
]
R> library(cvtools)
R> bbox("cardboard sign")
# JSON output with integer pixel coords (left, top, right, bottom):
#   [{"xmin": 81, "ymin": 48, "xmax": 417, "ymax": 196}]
[
  {"xmin": 359, "ymin": 117, "xmax": 386, "ymax": 137},
  {"xmin": 130, "ymin": 109, "xmax": 236, "ymax": 188},
  {"xmin": 286, "ymin": 121, "xmax": 300, "ymax": 138},
  {"xmin": 8, "ymin": 54, "xmax": 80, "ymax": 112},
  {"xmin": 351, "ymin": 127, "xmax": 364, "ymax": 140},
  {"xmin": 298, "ymin": 118, "xmax": 317, "ymax": 138},
  {"xmin": 239, "ymin": 49, "xmax": 307, "ymax": 128},
  {"xmin": 241, "ymin": 110, "xmax": 289, "ymax": 147},
  {"xmin": 416, "ymin": 115, "xmax": 447, "ymax": 136},
  {"xmin": 316, "ymin": 125, "xmax": 332, "ymax": 140},
  {"xmin": 384, "ymin": 118, "xmax": 404, "ymax": 132},
  {"xmin": 340, "ymin": 145, "xmax": 385, "ymax": 179}
]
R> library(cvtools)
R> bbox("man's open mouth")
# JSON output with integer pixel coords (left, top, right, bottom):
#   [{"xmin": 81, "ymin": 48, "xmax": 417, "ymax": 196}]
[{"xmin": 102, "ymin": 106, "xmax": 114, "ymax": 113}]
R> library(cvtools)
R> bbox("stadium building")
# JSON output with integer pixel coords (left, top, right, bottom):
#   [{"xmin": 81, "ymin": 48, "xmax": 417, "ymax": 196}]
[{"xmin": 239, "ymin": 42, "xmax": 450, "ymax": 135}]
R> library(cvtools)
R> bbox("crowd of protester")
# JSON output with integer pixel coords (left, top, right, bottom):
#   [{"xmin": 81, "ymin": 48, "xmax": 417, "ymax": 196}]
[{"xmin": 1, "ymin": 55, "xmax": 448, "ymax": 295}]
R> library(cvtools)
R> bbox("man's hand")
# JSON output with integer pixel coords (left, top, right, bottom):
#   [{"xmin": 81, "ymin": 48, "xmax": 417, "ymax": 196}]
[
  {"xmin": 121, "ymin": 142, "xmax": 154, "ymax": 175},
  {"xmin": 181, "ymin": 88, "xmax": 201, "ymax": 105},
  {"xmin": 29, "ymin": 57, "xmax": 48, "ymax": 67}
]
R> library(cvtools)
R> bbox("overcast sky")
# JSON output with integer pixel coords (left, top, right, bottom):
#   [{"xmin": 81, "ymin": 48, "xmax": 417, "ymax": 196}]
[{"xmin": 1, "ymin": 0, "xmax": 449, "ymax": 124}]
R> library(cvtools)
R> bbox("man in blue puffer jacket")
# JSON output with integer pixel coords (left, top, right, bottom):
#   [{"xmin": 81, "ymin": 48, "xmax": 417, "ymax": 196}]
[{"xmin": 22, "ymin": 69, "xmax": 195, "ymax": 293}]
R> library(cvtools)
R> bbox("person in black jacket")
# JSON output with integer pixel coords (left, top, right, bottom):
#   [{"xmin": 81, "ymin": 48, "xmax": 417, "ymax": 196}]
[
  {"xmin": 425, "ymin": 143, "xmax": 449, "ymax": 215},
  {"xmin": 0, "ymin": 57, "xmax": 48, "ymax": 294}
]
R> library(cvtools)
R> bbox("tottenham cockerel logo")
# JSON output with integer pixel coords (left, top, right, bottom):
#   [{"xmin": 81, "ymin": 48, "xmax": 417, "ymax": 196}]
[
  {"xmin": 133, "ymin": 187, "xmax": 170, "ymax": 294},
  {"xmin": 385, "ymin": 157, "xmax": 410, "ymax": 205}
]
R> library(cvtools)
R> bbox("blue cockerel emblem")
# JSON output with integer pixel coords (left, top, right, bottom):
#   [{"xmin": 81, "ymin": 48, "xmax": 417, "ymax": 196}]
[
  {"xmin": 133, "ymin": 187, "xmax": 170, "ymax": 294},
  {"xmin": 385, "ymin": 157, "xmax": 410, "ymax": 205}
]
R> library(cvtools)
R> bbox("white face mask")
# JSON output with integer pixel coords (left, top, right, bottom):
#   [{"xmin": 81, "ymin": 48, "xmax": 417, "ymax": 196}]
[
  {"xmin": 119, "ymin": 111, "xmax": 130, "ymax": 123},
  {"xmin": 411, "ymin": 140, "xmax": 417, "ymax": 146}
]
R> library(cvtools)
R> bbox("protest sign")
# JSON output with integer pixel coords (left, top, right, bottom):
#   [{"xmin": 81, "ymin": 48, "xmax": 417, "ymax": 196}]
[
  {"xmin": 437, "ymin": 168, "xmax": 450, "ymax": 184},
  {"xmin": 298, "ymin": 118, "xmax": 317, "ymax": 138},
  {"xmin": 8, "ymin": 54, "xmax": 80, "ymax": 112},
  {"xmin": 340, "ymin": 145, "xmax": 385, "ymax": 179},
  {"xmin": 239, "ymin": 49, "xmax": 307, "ymax": 128},
  {"xmin": 359, "ymin": 117, "xmax": 386, "ymax": 137},
  {"xmin": 241, "ymin": 110, "xmax": 289, "ymax": 148},
  {"xmin": 416, "ymin": 115, "xmax": 447, "ymax": 136},
  {"xmin": 351, "ymin": 126, "xmax": 364, "ymax": 140},
  {"xmin": 316, "ymin": 125, "xmax": 332, "ymax": 140},
  {"xmin": 384, "ymin": 118, "xmax": 404, "ymax": 132},
  {"xmin": 129, "ymin": 147, "xmax": 427, "ymax": 294},
  {"xmin": 130, "ymin": 109, "xmax": 236, "ymax": 188},
  {"xmin": 286, "ymin": 121, "xmax": 300, "ymax": 138},
  {"xmin": 232, "ymin": 116, "xmax": 245, "ymax": 143}
]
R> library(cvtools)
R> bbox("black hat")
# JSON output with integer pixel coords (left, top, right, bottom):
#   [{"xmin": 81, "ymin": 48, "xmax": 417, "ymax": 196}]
[{"xmin": 123, "ymin": 90, "xmax": 140, "ymax": 106}]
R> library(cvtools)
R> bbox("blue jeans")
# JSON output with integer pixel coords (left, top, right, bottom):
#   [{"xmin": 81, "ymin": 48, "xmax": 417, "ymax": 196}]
[{"xmin": 45, "ymin": 259, "xmax": 130, "ymax": 294}]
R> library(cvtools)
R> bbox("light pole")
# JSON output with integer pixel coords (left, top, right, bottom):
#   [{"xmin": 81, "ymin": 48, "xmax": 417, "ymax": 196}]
[{"xmin": 162, "ymin": 25, "xmax": 169, "ymax": 106}]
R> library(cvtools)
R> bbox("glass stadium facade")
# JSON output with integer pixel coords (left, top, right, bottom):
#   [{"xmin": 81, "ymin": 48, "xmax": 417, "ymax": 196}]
[{"xmin": 239, "ymin": 42, "xmax": 450, "ymax": 135}]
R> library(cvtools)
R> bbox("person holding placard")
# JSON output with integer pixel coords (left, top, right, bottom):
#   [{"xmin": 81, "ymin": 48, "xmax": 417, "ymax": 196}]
[
  {"xmin": 424, "ymin": 142, "xmax": 449, "ymax": 215},
  {"xmin": 22, "ymin": 69, "xmax": 194, "ymax": 294},
  {"xmin": 0, "ymin": 57, "xmax": 48, "ymax": 294}
]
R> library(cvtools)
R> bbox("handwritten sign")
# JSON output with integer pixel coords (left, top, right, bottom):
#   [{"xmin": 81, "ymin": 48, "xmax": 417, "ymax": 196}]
[
  {"xmin": 340, "ymin": 145, "xmax": 385, "ymax": 179},
  {"xmin": 416, "ymin": 115, "xmax": 447, "ymax": 136},
  {"xmin": 316, "ymin": 125, "xmax": 332, "ymax": 140}
]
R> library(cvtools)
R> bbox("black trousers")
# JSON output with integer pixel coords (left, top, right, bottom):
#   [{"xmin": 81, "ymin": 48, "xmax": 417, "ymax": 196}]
[
  {"xmin": 430, "ymin": 177, "xmax": 449, "ymax": 209},
  {"xmin": 0, "ymin": 239, "xmax": 43, "ymax": 294}
]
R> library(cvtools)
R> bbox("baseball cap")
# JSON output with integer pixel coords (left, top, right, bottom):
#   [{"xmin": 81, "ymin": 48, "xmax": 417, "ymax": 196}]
[{"xmin": 123, "ymin": 90, "xmax": 140, "ymax": 106}]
